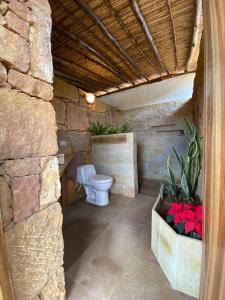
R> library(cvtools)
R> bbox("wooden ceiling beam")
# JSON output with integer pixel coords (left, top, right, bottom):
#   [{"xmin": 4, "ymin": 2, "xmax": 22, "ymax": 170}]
[
  {"xmin": 186, "ymin": 0, "xmax": 202, "ymax": 71},
  {"xmin": 54, "ymin": 0, "xmax": 128, "ymax": 74},
  {"xmin": 54, "ymin": 69, "xmax": 107, "ymax": 93},
  {"xmin": 166, "ymin": 0, "xmax": 178, "ymax": 70},
  {"xmin": 53, "ymin": 56, "xmax": 120, "ymax": 88},
  {"xmin": 54, "ymin": 64, "xmax": 110, "ymax": 92},
  {"xmin": 130, "ymin": 0, "xmax": 168, "ymax": 74},
  {"xmin": 52, "ymin": 38, "xmax": 122, "ymax": 82},
  {"xmin": 73, "ymin": 0, "xmax": 148, "ymax": 81},
  {"xmin": 103, "ymin": 0, "xmax": 158, "ymax": 72},
  {"xmin": 54, "ymin": 26, "xmax": 133, "ymax": 85}
]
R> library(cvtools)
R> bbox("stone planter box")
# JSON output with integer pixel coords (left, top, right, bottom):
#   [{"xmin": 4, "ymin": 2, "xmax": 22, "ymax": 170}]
[{"xmin": 151, "ymin": 195, "xmax": 202, "ymax": 298}]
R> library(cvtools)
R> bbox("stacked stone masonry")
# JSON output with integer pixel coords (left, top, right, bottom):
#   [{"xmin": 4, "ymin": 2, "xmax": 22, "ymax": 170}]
[
  {"xmin": 0, "ymin": 1, "xmax": 65, "ymax": 299},
  {"xmin": 52, "ymin": 77, "xmax": 120, "ymax": 205},
  {"xmin": 121, "ymin": 99, "xmax": 193, "ymax": 181}
]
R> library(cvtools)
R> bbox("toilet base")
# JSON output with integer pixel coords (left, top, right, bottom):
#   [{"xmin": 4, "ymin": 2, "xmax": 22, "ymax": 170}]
[{"xmin": 86, "ymin": 190, "xmax": 109, "ymax": 206}]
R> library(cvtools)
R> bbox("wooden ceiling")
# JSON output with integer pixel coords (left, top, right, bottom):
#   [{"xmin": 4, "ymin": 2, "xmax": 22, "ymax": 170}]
[{"xmin": 50, "ymin": 0, "xmax": 203, "ymax": 96}]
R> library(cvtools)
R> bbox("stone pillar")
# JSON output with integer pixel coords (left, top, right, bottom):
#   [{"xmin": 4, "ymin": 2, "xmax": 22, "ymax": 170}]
[{"xmin": 0, "ymin": 1, "xmax": 65, "ymax": 299}]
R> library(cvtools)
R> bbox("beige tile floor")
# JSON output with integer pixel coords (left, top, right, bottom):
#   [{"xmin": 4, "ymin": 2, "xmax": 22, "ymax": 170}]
[{"xmin": 63, "ymin": 191, "xmax": 195, "ymax": 300}]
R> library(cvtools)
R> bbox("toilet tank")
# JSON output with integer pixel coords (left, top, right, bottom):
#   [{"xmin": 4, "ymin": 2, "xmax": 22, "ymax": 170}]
[{"xmin": 77, "ymin": 164, "xmax": 96, "ymax": 184}]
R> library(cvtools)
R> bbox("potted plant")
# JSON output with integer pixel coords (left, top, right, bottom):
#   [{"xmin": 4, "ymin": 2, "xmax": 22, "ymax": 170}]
[{"xmin": 151, "ymin": 119, "xmax": 202, "ymax": 299}]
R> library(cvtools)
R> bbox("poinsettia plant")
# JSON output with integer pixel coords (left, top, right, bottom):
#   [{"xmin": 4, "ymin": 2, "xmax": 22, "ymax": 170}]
[
  {"xmin": 160, "ymin": 119, "xmax": 203, "ymax": 240},
  {"xmin": 166, "ymin": 202, "xmax": 203, "ymax": 239}
]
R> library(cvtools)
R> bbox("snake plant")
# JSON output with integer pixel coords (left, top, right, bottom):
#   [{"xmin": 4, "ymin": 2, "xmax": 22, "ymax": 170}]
[{"xmin": 160, "ymin": 119, "xmax": 201, "ymax": 204}]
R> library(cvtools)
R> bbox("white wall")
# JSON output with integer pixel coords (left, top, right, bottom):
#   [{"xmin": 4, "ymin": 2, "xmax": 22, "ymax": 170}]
[{"xmin": 100, "ymin": 73, "xmax": 195, "ymax": 110}]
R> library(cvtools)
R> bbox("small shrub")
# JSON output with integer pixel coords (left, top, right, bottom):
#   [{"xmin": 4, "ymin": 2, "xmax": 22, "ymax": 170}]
[
  {"xmin": 89, "ymin": 121, "xmax": 132, "ymax": 135},
  {"xmin": 89, "ymin": 121, "xmax": 109, "ymax": 135}
]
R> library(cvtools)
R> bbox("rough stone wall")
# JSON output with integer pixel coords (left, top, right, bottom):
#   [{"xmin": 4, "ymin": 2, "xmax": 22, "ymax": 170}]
[
  {"xmin": 121, "ymin": 100, "xmax": 193, "ymax": 182},
  {"xmin": 92, "ymin": 133, "xmax": 138, "ymax": 198},
  {"xmin": 0, "ymin": 1, "xmax": 65, "ymax": 299},
  {"xmin": 52, "ymin": 77, "xmax": 120, "ymax": 205}
]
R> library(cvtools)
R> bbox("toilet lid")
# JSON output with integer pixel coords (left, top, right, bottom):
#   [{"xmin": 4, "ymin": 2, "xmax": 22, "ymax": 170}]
[{"xmin": 89, "ymin": 174, "xmax": 112, "ymax": 184}]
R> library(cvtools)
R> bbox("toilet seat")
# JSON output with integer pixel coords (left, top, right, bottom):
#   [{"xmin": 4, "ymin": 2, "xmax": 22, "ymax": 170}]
[{"xmin": 89, "ymin": 174, "xmax": 112, "ymax": 184}]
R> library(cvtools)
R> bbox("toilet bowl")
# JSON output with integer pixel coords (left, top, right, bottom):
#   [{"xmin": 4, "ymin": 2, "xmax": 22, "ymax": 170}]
[{"xmin": 77, "ymin": 164, "xmax": 113, "ymax": 206}]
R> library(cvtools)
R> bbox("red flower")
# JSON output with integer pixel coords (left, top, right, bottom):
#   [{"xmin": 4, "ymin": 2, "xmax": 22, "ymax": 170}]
[
  {"xmin": 185, "ymin": 220, "xmax": 195, "ymax": 234},
  {"xmin": 195, "ymin": 205, "xmax": 203, "ymax": 221},
  {"xmin": 167, "ymin": 202, "xmax": 203, "ymax": 239}
]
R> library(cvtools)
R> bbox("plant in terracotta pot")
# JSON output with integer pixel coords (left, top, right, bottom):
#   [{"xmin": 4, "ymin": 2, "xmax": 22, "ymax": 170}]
[{"xmin": 160, "ymin": 119, "xmax": 203, "ymax": 240}]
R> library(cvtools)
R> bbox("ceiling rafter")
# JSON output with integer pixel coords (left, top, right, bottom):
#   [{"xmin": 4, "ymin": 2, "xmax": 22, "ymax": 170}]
[
  {"xmin": 54, "ymin": 69, "xmax": 108, "ymax": 93},
  {"xmin": 166, "ymin": 0, "xmax": 178, "ymax": 70},
  {"xmin": 130, "ymin": 0, "xmax": 168, "ymax": 74},
  {"xmin": 54, "ymin": 26, "xmax": 134, "ymax": 85},
  {"xmin": 73, "ymin": 0, "xmax": 148, "ymax": 81},
  {"xmin": 103, "ymin": 0, "xmax": 158, "ymax": 71},
  {"xmin": 186, "ymin": 0, "xmax": 202, "ymax": 71},
  {"xmin": 53, "ymin": 0, "xmax": 135, "ymax": 76},
  {"xmin": 53, "ymin": 56, "xmax": 120, "ymax": 88},
  {"xmin": 54, "ymin": 65, "xmax": 110, "ymax": 91},
  {"xmin": 52, "ymin": 33, "xmax": 123, "ymax": 82}
]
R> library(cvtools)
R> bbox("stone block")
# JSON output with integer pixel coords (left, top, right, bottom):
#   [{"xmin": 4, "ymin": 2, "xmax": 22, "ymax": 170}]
[
  {"xmin": 91, "ymin": 99, "xmax": 109, "ymax": 113},
  {"xmin": 0, "ymin": 25, "xmax": 29, "ymax": 72},
  {"xmin": 57, "ymin": 131, "xmax": 73, "ymax": 155},
  {"xmin": 2, "ymin": 158, "xmax": 40, "ymax": 177},
  {"xmin": 11, "ymin": 175, "xmax": 40, "ymax": 222},
  {"xmin": 54, "ymin": 77, "xmax": 79, "ymax": 102},
  {"xmin": 0, "ymin": 62, "xmax": 7, "ymax": 82},
  {"xmin": 8, "ymin": 0, "xmax": 32, "ymax": 23},
  {"xmin": 29, "ymin": 0, "xmax": 53, "ymax": 83},
  {"xmin": 68, "ymin": 131, "xmax": 91, "ymax": 153},
  {"xmin": 89, "ymin": 112, "xmax": 106, "ymax": 125},
  {"xmin": 5, "ymin": 11, "xmax": 29, "ymax": 40},
  {"xmin": 67, "ymin": 104, "xmax": 89, "ymax": 130},
  {"xmin": 8, "ymin": 69, "xmax": 53, "ymax": 101},
  {"xmin": 5, "ymin": 203, "xmax": 64, "ymax": 300},
  {"xmin": 0, "ymin": 88, "xmax": 58, "ymax": 160},
  {"xmin": 0, "ymin": 172, "xmax": 12, "ymax": 227},
  {"xmin": 39, "ymin": 156, "xmax": 61, "ymax": 207},
  {"xmin": 51, "ymin": 98, "xmax": 66, "ymax": 125},
  {"xmin": 39, "ymin": 267, "xmax": 66, "ymax": 300},
  {"xmin": 0, "ymin": 14, "xmax": 6, "ymax": 26},
  {"xmin": 0, "ymin": 1, "xmax": 8, "ymax": 15}
]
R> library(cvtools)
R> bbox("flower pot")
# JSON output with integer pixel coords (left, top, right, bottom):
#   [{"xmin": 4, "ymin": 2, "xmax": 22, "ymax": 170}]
[{"xmin": 151, "ymin": 195, "xmax": 202, "ymax": 298}]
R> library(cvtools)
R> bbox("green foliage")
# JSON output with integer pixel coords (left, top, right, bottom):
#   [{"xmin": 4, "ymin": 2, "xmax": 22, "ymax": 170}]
[
  {"xmin": 106, "ymin": 126, "xmax": 120, "ymax": 134},
  {"xmin": 160, "ymin": 119, "xmax": 201, "ymax": 204},
  {"xmin": 89, "ymin": 121, "xmax": 109, "ymax": 135},
  {"xmin": 89, "ymin": 121, "xmax": 132, "ymax": 136},
  {"xmin": 120, "ymin": 122, "xmax": 132, "ymax": 133}
]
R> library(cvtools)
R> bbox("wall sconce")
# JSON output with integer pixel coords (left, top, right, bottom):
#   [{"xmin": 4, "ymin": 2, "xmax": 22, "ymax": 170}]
[{"xmin": 85, "ymin": 93, "xmax": 95, "ymax": 104}]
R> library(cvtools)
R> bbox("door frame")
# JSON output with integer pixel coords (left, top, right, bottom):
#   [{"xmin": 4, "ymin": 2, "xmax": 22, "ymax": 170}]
[{"xmin": 200, "ymin": 1, "xmax": 225, "ymax": 299}]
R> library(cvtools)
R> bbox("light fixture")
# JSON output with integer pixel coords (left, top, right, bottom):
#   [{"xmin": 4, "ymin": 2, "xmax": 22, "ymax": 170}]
[{"xmin": 85, "ymin": 93, "xmax": 95, "ymax": 104}]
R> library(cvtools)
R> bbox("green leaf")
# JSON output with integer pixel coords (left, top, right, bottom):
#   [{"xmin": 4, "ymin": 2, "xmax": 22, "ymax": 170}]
[
  {"xmin": 177, "ymin": 221, "xmax": 184, "ymax": 234},
  {"xmin": 166, "ymin": 215, "xmax": 174, "ymax": 223},
  {"xmin": 181, "ymin": 173, "xmax": 190, "ymax": 199}
]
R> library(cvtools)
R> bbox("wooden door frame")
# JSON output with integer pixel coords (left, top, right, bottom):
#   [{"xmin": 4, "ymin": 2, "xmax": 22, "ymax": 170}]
[
  {"xmin": 200, "ymin": 1, "xmax": 225, "ymax": 299},
  {"xmin": 0, "ymin": 1, "xmax": 225, "ymax": 299}
]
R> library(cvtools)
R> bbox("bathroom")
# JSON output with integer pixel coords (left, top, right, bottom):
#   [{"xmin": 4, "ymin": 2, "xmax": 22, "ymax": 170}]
[{"xmin": 52, "ymin": 69, "xmax": 201, "ymax": 299}]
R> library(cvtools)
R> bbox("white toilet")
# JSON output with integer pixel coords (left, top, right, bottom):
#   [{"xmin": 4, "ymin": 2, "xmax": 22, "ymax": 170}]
[{"xmin": 77, "ymin": 164, "xmax": 113, "ymax": 206}]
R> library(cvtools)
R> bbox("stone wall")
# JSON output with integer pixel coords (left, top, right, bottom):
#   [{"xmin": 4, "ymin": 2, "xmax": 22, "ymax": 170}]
[
  {"xmin": 52, "ymin": 77, "xmax": 120, "ymax": 205},
  {"xmin": 0, "ymin": 1, "xmax": 65, "ymax": 299},
  {"xmin": 121, "ymin": 100, "xmax": 193, "ymax": 182},
  {"xmin": 92, "ymin": 133, "xmax": 138, "ymax": 198}
]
